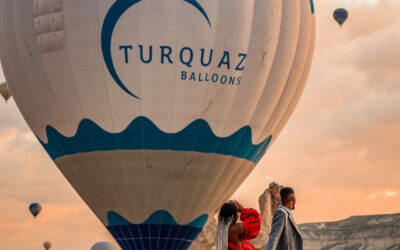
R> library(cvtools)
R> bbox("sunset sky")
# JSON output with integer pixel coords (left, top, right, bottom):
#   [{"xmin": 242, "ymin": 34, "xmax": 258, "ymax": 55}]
[{"xmin": 1, "ymin": 0, "xmax": 400, "ymax": 249}]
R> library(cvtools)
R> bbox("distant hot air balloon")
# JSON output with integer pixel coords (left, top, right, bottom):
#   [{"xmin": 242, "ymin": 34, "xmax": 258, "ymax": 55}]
[
  {"xmin": 334, "ymin": 8, "xmax": 348, "ymax": 27},
  {"xmin": 91, "ymin": 242, "xmax": 118, "ymax": 250},
  {"xmin": 43, "ymin": 241, "xmax": 52, "ymax": 250},
  {"xmin": 0, "ymin": 0, "xmax": 316, "ymax": 249},
  {"xmin": 29, "ymin": 203, "xmax": 41, "ymax": 218},
  {"xmin": 0, "ymin": 81, "xmax": 12, "ymax": 102}
]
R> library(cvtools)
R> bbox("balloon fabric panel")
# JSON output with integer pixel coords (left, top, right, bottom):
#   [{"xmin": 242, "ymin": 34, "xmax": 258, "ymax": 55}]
[{"xmin": 0, "ymin": 0, "xmax": 316, "ymax": 249}]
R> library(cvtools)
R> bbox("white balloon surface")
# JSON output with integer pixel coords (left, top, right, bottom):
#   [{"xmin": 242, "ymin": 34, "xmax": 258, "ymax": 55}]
[{"xmin": 0, "ymin": 0, "xmax": 315, "ymax": 249}]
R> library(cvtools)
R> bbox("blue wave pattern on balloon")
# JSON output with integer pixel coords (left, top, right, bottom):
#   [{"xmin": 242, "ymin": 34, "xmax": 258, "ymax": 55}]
[
  {"xmin": 107, "ymin": 210, "xmax": 208, "ymax": 250},
  {"xmin": 39, "ymin": 117, "xmax": 272, "ymax": 164},
  {"xmin": 309, "ymin": 0, "xmax": 315, "ymax": 14}
]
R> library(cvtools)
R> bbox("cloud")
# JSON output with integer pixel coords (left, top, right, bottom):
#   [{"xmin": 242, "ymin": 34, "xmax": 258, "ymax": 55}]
[
  {"xmin": 0, "ymin": 199, "xmax": 116, "ymax": 250},
  {"xmin": 0, "ymin": 122, "xmax": 84, "ymax": 205},
  {"xmin": 0, "ymin": 0, "xmax": 400, "ymax": 248},
  {"xmin": 315, "ymin": 0, "xmax": 400, "ymax": 48},
  {"xmin": 344, "ymin": 22, "xmax": 400, "ymax": 93},
  {"xmin": 0, "ymin": 76, "xmax": 118, "ymax": 249},
  {"xmin": 367, "ymin": 193, "xmax": 378, "ymax": 199},
  {"xmin": 384, "ymin": 190, "xmax": 398, "ymax": 197},
  {"xmin": 234, "ymin": 0, "xmax": 400, "ymax": 223}
]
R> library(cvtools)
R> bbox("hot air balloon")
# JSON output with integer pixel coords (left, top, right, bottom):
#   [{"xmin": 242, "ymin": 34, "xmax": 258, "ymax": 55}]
[
  {"xmin": 91, "ymin": 242, "xmax": 118, "ymax": 250},
  {"xmin": 0, "ymin": 0, "xmax": 316, "ymax": 249},
  {"xmin": 334, "ymin": 8, "xmax": 348, "ymax": 27},
  {"xmin": 29, "ymin": 203, "xmax": 41, "ymax": 218},
  {"xmin": 43, "ymin": 241, "xmax": 52, "ymax": 250},
  {"xmin": 0, "ymin": 81, "xmax": 12, "ymax": 102}
]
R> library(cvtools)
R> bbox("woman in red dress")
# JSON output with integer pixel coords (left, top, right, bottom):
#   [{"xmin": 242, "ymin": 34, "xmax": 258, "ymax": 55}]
[{"xmin": 216, "ymin": 200, "xmax": 261, "ymax": 250}]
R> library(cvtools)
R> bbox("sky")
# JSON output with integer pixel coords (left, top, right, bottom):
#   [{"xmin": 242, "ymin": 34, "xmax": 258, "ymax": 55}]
[{"xmin": 1, "ymin": 0, "xmax": 400, "ymax": 249}]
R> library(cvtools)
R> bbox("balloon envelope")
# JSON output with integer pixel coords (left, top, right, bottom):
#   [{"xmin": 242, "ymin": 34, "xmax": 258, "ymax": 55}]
[
  {"xmin": 29, "ymin": 203, "xmax": 41, "ymax": 218},
  {"xmin": 91, "ymin": 242, "xmax": 118, "ymax": 250},
  {"xmin": 43, "ymin": 241, "xmax": 52, "ymax": 250},
  {"xmin": 0, "ymin": 81, "xmax": 12, "ymax": 102},
  {"xmin": 334, "ymin": 8, "xmax": 348, "ymax": 26},
  {"xmin": 0, "ymin": 0, "xmax": 315, "ymax": 249}
]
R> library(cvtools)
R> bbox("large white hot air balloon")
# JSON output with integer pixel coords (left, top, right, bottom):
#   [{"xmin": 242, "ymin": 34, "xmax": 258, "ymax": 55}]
[
  {"xmin": 0, "ymin": 81, "xmax": 12, "ymax": 102},
  {"xmin": 91, "ymin": 242, "xmax": 118, "ymax": 250},
  {"xmin": 0, "ymin": 0, "xmax": 315, "ymax": 249}
]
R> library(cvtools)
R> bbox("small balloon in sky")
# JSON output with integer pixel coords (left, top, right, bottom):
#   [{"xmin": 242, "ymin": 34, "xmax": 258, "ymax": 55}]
[
  {"xmin": 91, "ymin": 242, "xmax": 118, "ymax": 250},
  {"xmin": 43, "ymin": 241, "xmax": 52, "ymax": 250},
  {"xmin": 334, "ymin": 8, "xmax": 349, "ymax": 27},
  {"xmin": 29, "ymin": 203, "xmax": 42, "ymax": 218},
  {"xmin": 0, "ymin": 82, "xmax": 12, "ymax": 103}
]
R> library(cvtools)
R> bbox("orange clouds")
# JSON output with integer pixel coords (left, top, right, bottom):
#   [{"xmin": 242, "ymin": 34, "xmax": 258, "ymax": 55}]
[
  {"xmin": 0, "ymin": 1, "xmax": 400, "ymax": 249},
  {"xmin": 233, "ymin": 0, "xmax": 400, "ymax": 223},
  {"xmin": 0, "ymin": 199, "xmax": 116, "ymax": 250},
  {"xmin": 0, "ymin": 114, "xmax": 115, "ymax": 248}
]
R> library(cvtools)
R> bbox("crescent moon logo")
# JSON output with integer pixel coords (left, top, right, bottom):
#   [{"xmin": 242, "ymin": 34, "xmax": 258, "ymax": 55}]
[{"xmin": 101, "ymin": 0, "xmax": 211, "ymax": 99}]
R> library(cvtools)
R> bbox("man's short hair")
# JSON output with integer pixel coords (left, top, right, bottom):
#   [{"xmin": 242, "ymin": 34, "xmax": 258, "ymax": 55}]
[{"xmin": 280, "ymin": 187, "xmax": 295, "ymax": 202}]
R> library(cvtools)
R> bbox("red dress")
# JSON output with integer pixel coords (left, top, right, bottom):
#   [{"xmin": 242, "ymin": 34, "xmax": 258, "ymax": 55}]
[{"xmin": 228, "ymin": 208, "xmax": 261, "ymax": 250}]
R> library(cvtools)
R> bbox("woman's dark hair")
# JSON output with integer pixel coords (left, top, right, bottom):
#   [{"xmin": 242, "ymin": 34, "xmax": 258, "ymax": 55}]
[
  {"xmin": 219, "ymin": 202, "xmax": 237, "ymax": 221},
  {"xmin": 216, "ymin": 202, "xmax": 238, "ymax": 250}
]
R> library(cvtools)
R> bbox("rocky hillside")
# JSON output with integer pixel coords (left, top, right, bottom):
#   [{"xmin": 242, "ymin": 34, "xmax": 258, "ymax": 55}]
[
  {"xmin": 191, "ymin": 182, "xmax": 400, "ymax": 250},
  {"xmin": 300, "ymin": 213, "xmax": 400, "ymax": 250}
]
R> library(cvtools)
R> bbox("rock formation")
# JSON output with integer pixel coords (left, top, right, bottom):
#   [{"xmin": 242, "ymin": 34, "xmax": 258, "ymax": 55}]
[
  {"xmin": 299, "ymin": 213, "xmax": 400, "ymax": 250},
  {"xmin": 190, "ymin": 217, "xmax": 217, "ymax": 250},
  {"xmin": 249, "ymin": 182, "xmax": 283, "ymax": 249},
  {"xmin": 190, "ymin": 182, "xmax": 282, "ymax": 249},
  {"xmin": 191, "ymin": 182, "xmax": 400, "ymax": 250}
]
